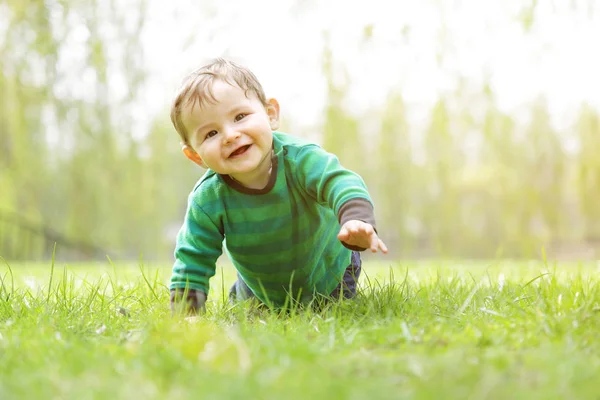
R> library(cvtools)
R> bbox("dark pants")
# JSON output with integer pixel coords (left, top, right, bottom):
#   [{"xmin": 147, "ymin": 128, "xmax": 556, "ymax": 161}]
[{"xmin": 229, "ymin": 251, "xmax": 362, "ymax": 303}]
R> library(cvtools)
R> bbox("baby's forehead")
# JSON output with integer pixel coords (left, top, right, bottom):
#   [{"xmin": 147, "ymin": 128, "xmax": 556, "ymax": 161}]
[
  {"xmin": 185, "ymin": 78, "xmax": 256, "ymax": 109},
  {"xmin": 208, "ymin": 78, "xmax": 248, "ymax": 96}
]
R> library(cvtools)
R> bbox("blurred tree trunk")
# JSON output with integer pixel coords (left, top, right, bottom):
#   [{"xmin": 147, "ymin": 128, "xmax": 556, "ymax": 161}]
[
  {"xmin": 373, "ymin": 94, "xmax": 412, "ymax": 256},
  {"xmin": 321, "ymin": 45, "xmax": 362, "ymax": 174},
  {"xmin": 577, "ymin": 105, "xmax": 600, "ymax": 244},
  {"xmin": 421, "ymin": 99, "xmax": 462, "ymax": 256}
]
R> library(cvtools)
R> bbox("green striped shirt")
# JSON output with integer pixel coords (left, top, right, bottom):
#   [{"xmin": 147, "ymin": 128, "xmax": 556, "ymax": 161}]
[{"xmin": 170, "ymin": 131, "xmax": 376, "ymax": 305}]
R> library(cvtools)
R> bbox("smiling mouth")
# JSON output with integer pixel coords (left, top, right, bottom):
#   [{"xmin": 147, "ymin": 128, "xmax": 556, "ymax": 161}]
[{"xmin": 229, "ymin": 144, "xmax": 251, "ymax": 158}]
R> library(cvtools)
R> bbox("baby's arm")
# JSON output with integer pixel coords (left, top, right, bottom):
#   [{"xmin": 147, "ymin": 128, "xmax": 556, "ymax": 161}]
[
  {"xmin": 294, "ymin": 144, "xmax": 387, "ymax": 253},
  {"xmin": 170, "ymin": 195, "xmax": 223, "ymax": 315}
]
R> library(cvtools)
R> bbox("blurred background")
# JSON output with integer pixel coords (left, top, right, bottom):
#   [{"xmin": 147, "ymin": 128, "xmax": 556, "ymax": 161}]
[{"xmin": 1, "ymin": 0, "xmax": 599, "ymax": 263}]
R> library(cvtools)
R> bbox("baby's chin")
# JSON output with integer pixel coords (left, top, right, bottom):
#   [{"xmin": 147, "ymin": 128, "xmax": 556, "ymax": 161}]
[{"xmin": 217, "ymin": 162, "xmax": 262, "ymax": 177}]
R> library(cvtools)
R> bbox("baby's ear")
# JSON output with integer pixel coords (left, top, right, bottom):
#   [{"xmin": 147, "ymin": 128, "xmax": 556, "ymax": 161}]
[
  {"xmin": 182, "ymin": 143, "xmax": 206, "ymax": 167},
  {"xmin": 266, "ymin": 98, "xmax": 280, "ymax": 131}
]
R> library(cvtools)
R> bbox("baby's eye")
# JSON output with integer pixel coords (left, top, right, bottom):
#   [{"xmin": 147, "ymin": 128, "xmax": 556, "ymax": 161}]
[
  {"xmin": 206, "ymin": 130, "xmax": 218, "ymax": 138},
  {"xmin": 234, "ymin": 113, "xmax": 247, "ymax": 122}
]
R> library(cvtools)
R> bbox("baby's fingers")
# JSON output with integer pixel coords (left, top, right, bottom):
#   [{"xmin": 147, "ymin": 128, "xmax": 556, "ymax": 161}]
[
  {"xmin": 369, "ymin": 234, "xmax": 379, "ymax": 252},
  {"xmin": 378, "ymin": 238, "xmax": 389, "ymax": 254},
  {"xmin": 337, "ymin": 226, "xmax": 350, "ymax": 241},
  {"xmin": 369, "ymin": 234, "xmax": 389, "ymax": 253}
]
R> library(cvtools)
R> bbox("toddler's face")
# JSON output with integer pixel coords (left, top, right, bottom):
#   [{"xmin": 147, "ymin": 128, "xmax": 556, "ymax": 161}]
[{"xmin": 181, "ymin": 80, "xmax": 278, "ymax": 186}]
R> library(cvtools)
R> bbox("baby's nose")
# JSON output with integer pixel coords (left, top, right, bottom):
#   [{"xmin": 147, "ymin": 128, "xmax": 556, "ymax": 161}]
[{"xmin": 223, "ymin": 128, "xmax": 241, "ymax": 143}]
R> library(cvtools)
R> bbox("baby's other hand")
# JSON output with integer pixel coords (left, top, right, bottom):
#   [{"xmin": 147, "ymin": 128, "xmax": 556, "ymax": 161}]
[
  {"xmin": 170, "ymin": 289, "xmax": 207, "ymax": 316},
  {"xmin": 338, "ymin": 220, "xmax": 388, "ymax": 253}
]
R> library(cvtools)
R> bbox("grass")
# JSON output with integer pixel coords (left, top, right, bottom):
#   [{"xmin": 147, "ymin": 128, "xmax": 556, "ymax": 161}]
[{"xmin": 1, "ymin": 258, "xmax": 600, "ymax": 399}]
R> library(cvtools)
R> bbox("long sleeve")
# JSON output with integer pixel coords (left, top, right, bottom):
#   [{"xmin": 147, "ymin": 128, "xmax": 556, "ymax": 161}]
[
  {"xmin": 293, "ymin": 144, "xmax": 377, "ymax": 250},
  {"xmin": 293, "ymin": 144, "xmax": 373, "ymax": 215},
  {"xmin": 170, "ymin": 193, "xmax": 224, "ymax": 295}
]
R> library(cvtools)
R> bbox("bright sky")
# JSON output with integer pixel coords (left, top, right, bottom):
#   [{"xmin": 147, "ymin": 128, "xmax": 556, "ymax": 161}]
[{"xmin": 120, "ymin": 1, "xmax": 600, "ymax": 140}]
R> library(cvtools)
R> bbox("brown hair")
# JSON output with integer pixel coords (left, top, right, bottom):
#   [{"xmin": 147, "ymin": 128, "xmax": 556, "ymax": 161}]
[{"xmin": 170, "ymin": 58, "xmax": 268, "ymax": 143}]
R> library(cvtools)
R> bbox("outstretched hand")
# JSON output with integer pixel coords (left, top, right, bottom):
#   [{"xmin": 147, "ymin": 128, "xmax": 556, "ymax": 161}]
[{"xmin": 338, "ymin": 220, "xmax": 388, "ymax": 253}]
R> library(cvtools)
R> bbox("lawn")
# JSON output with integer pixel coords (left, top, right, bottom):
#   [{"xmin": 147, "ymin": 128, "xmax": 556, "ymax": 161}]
[{"xmin": 0, "ymin": 258, "xmax": 599, "ymax": 399}]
